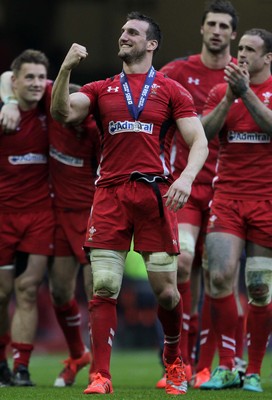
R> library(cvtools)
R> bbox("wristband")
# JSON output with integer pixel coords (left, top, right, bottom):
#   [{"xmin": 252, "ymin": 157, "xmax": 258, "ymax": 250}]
[{"xmin": 2, "ymin": 95, "xmax": 19, "ymax": 105}]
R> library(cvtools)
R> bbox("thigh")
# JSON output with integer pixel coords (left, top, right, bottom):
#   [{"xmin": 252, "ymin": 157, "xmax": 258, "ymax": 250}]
[
  {"xmin": 207, "ymin": 198, "xmax": 246, "ymax": 239},
  {"xmin": 18, "ymin": 210, "xmax": 55, "ymax": 256},
  {"xmin": 15, "ymin": 254, "xmax": 48, "ymax": 291},
  {"xmin": 246, "ymin": 200, "xmax": 272, "ymax": 248},
  {"xmin": 206, "ymin": 232, "xmax": 245, "ymax": 273},
  {"xmin": 54, "ymin": 209, "xmax": 90, "ymax": 264},
  {"xmin": 84, "ymin": 186, "xmax": 132, "ymax": 251},
  {"xmin": 0, "ymin": 268, "xmax": 14, "ymax": 298},
  {"xmin": 133, "ymin": 183, "xmax": 179, "ymax": 254},
  {"xmin": 49, "ymin": 256, "xmax": 79, "ymax": 289}
]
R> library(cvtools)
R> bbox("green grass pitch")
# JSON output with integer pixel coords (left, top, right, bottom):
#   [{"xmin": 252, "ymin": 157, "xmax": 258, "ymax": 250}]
[{"xmin": 1, "ymin": 350, "xmax": 271, "ymax": 399}]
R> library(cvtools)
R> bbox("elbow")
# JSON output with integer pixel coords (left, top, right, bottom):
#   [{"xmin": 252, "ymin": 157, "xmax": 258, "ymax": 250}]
[{"xmin": 50, "ymin": 105, "xmax": 69, "ymax": 124}]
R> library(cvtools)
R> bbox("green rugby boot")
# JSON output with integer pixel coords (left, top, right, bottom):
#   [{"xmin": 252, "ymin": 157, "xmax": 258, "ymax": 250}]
[
  {"xmin": 200, "ymin": 366, "xmax": 240, "ymax": 390},
  {"xmin": 243, "ymin": 374, "xmax": 263, "ymax": 392}
]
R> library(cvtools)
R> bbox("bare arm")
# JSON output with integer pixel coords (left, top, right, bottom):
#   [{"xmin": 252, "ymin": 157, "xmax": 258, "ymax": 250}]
[
  {"xmin": 51, "ymin": 43, "xmax": 90, "ymax": 124},
  {"xmin": 0, "ymin": 71, "xmax": 21, "ymax": 132},
  {"xmin": 201, "ymin": 86, "xmax": 234, "ymax": 141},
  {"xmin": 240, "ymin": 89, "xmax": 272, "ymax": 135},
  {"xmin": 164, "ymin": 116, "xmax": 209, "ymax": 212}
]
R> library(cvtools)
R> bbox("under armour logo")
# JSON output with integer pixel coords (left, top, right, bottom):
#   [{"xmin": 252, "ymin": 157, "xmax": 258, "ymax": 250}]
[
  {"xmin": 107, "ymin": 86, "xmax": 119, "ymax": 92},
  {"xmin": 188, "ymin": 77, "xmax": 200, "ymax": 85}
]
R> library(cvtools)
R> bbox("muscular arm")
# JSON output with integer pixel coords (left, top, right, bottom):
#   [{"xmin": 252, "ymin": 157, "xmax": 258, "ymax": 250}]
[
  {"xmin": 224, "ymin": 62, "xmax": 272, "ymax": 135},
  {"xmin": 0, "ymin": 71, "xmax": 21, "ymax": 132},
  {"xmin": 164, "ymin": 116, "xmax": 209, "ymax": 211},
  {"xmin": 51, "ymin": 43, "xmax": 90, "ymax": 124},
  {"xmin": 201, "ymin": 87, "xmax": 234, "ymax": 141},
  {"xmin": 240, "ymin": 89, "xmax": 272, "ymax": 135}
]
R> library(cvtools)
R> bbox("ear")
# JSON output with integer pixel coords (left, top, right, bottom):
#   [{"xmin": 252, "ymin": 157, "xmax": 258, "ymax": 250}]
[
  {"xmin": 200, "ymin": 26, "xmax": 204, "ymax": 36},
  {"xmin": 230, "ymin": 31, "xmax": 237, "ymax": 41},
  {"xmin": 147, "ymin": 39, "xmax": 158, "ymax": 52},
  {"xmin": 264, "ymin": 52, "xmax": 272, "ymax": 65}
]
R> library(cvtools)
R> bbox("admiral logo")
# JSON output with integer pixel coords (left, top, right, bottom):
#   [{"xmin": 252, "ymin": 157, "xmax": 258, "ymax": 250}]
[
  {"xmin": 188, "ymin": 77, "xmax": 200, "ymax": 85},
  {"xmin": 8, "ymin": 153, "xmax": 47, "ymax": 165},
  {"xmin": 108, "ymin": 120, "xmax": 153, "ymax": 135},
  {"xmin": 107, "ymin": 86, "xmax": 119, "ymax": 92},
  {"xmin": 228, "ymin": 131, "xmax": 270, "ymax": 143},
  {"xmin": 50, "ymin": 146, "xmax": 84, "ymax": 167}
]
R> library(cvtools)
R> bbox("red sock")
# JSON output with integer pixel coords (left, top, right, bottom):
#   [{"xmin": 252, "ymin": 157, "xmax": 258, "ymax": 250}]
[
  {"xmin": 0, "ymin": 333, "xmax": 10, "ymax": 362},
  {"xmin": 158, "ymin": 297, "xmax": 182, "ymax": 364},
  {"xmin": 246, "ymin": 303, "xmax": 271, "ymax": 375},
  {"xmin": 196, "ymin": 294, "xmax": 216, "ymax": 372},
  {"xmin": 177, "ymin": 282, "xmax": 191, "ymax": 364},
  {"xmin": 54, "ymin": 298, "xmax": 85, "ymax": 359},
  {"xmin": 211, "ymin": 294, "xmax": 238, "ymax": 370},
  {"xmin": 188, "ymin": 313, "xmax": 199, "ymax": 366},
  {"xmin": 235, "ymin": 314, "xmax": 245, "ymax": 359},
  {"xmin": 11, "ymin": 342, "xmax": 33, "ymax": 370},
  {"xmin": 88, "ymin": 296, "xmax": 117, "ymax": 380}
]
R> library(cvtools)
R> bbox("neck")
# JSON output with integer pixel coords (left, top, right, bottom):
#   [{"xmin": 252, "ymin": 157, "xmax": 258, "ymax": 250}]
[
  {"xmin": 122, "ymin": 60, "xmax": 152, "ymax": 74},
  {"xmin": 18, "ymin": 99, "xmax": 38, "ymax": 111},
  {"xmin": 200, "ymin": 46, "xmax": 232, "ymax": 69},
  {"xmin": 250, "ymin": 69, "xmax": 271, "ymax": 85}
]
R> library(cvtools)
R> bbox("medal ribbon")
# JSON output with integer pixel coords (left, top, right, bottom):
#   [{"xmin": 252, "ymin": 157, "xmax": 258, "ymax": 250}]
[{"xmin": 120, "ymin": 66, "xmax": 156, "ymax": 120}]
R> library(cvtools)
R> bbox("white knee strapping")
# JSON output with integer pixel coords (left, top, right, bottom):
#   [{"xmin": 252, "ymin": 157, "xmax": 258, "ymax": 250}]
[
  {"xmin": 90, "ymin": 249, "xmax": 127, "ymax": 299},
  {"xmin": 0, "ymin": 265, "xmax": 14, "ymax": 270},
  {"xmin": 146, "ymin": 252, "xmax": 177, "ymax": 272},
  {"xmin": 178, "ymin": 227, "xmax": 195, "ymax": 256},
  {"xmin": 246, "ymin": 257, "xmax": 272, "ymax": 306}
]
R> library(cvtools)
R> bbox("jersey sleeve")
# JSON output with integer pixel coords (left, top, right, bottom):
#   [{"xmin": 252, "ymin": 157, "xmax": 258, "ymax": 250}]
[
  {"xmin": 202, "ymin": 83, "xmax": 227, "ymax": 116},
  {"xmin": 169, "ymin": 78, "xmax": 197, "ymax": 120}
]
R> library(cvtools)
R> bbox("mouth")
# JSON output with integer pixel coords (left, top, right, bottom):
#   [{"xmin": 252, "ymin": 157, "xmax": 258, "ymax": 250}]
[
  {"xmin": 238, "ymin": 61, "xmax": 248, "ymax": 67},
  {"xmin": 210, "ymin": 38, "xmax": 221, "ymax": 45},
  {"xmin": 119, "ymin": 44, "xmax": 132, "ymax": 49}
]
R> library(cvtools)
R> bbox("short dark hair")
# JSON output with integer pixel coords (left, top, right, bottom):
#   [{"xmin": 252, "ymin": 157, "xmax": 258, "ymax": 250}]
[
  {"xmin": 11, "ymin": 49, "xmax": 49, "ymax": 76},
  {"xmin": 126, "ymin": 11, "xmax": 162, "ymax": 53},
  {"xmin": 244, "ymin": 28, "xmax": 272, "ymax": 54},
  {"xmin": 202, "ymin": 0, "xmax": 238, "ymax": 32}
]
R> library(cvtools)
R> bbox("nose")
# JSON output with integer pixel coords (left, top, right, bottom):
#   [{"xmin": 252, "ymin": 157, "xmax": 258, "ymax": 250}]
[
  {"xmin": 212, "ymin": 23, "xmax": 220, "ymax": 35},
  {"xmin": 120, "ymin": 30, "xmax": 129, "ymax": 41},
  {"xmin": 32, "ymin": 77, "xmax": 41, "ymax": 86}
]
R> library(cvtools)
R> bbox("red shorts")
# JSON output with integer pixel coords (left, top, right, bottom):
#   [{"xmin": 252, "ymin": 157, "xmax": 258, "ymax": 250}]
[
  {"xmin": 207, "ymin": 198, "xmax": 272, "ymax": 247},
  {"xmin": 0, "ymin": 210, "xmax": 55, "ymax": 266},
  {"xmin": 54, "ymin": 208, "xmax": 90, "ymax": 264},
  {"xmin": 177, "ymin": 184, "xmax": 213, "ymax": 229},
  {"xmin": 84, "ymin": 182, "xmax": 179, "ymax": 254}
]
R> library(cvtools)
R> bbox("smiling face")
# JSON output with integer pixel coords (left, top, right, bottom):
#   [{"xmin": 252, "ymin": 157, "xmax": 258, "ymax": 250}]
[
  {"xmin": 118, "ymin": 19, "xmax": 156, "ymax": 65},
  {"xmin": 201, "ymin": 12, "xmax": 236, "ymax": 54},
  {"xmin": 12, "ymin": 63, "xmax": 47, "ymax": 109}
]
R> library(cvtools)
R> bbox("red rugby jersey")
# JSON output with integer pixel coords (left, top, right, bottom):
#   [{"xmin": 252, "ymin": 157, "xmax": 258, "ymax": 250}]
[
  {"xmin": 203, "ymin": 77, "xmax": 272, "ymax": 200},
  {"xmin": 160, "ymin": 54, "xmax": 237, "ymax": 184},
  {"xmin": 80, "ymin": 70, "xmax": 197, "ymax": 187}
]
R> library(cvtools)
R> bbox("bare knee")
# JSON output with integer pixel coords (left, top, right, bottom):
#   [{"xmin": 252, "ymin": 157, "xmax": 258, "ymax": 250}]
[
  {"xmin": 155, "ymin": 284, "xmax": 179, "ymax": 310},
  {"xmin": 177, "ymin": 250, "xmax": 194, "ymax": 282}
]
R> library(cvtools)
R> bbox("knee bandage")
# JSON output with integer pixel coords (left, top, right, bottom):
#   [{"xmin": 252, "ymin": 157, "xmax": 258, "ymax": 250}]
[
  {"xmin": 178, "ymin": 228, "xmax": 195, "ymax": 256},
  {"xmin": 90, "ymin": 249, "xmax": 127, "ymax": 299},
  {"xmin": 0, "ymin": 265, "xmax": 14, "ymax": 270},
  {"xmin": 246, "ymin": 257, "xmax": 272, "ymax": 306},
  {"xmin": 146, "ymin": 252, "xmax": 177, "ymax": 272}
]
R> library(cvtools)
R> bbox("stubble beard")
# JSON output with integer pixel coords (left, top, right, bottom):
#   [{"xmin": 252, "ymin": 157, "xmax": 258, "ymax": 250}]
[{"xmin": 118, "ymin": 48, "xmax": 146, "ymax": 65}]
